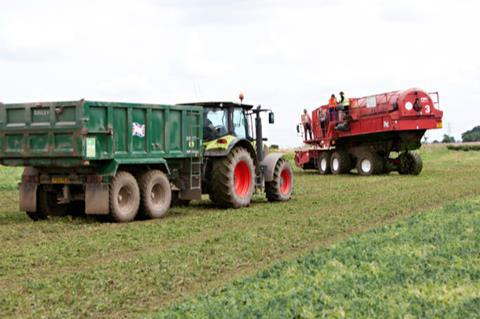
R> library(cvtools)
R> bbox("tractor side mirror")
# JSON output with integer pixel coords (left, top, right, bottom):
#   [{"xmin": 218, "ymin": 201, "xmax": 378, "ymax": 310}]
[{"xmin": 268, "ymin": 112, "xmax": 275, "ymax": 124}]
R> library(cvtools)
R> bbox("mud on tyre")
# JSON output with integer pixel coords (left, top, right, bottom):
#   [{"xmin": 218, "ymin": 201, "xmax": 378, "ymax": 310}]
[
  {"xmin": 109, "ymin": 171, "xmax": 140, "ymax": 222},
  {"xmin": 139, "ymin": 170, "xmax": 171, "ymax": 219},
  {"xmin": 266, "ymin": 158, "xmax": 293, "ymax": 201}
]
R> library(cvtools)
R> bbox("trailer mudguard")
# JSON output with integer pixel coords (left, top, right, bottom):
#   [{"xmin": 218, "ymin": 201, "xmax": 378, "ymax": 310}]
[
  {"xmin": 261, "ymin": 153, "xmax": 285, "ymax": 182},
  {"xmin": 85, "ymin": 183, "xmax": 109, "ymax": 215},
  {"xmin": 19, "ymin": 182, "xmax": 38, "ymax": 212}
]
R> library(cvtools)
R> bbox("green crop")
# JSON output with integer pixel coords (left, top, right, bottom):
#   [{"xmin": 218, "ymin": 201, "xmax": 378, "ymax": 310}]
[
  {"xmin": 0, "ymin": 145, "xmax": 480, "ymax": 318},
  {"xmin": 157, "ymin": 197, "xmax": 480, "ymax": 318}
]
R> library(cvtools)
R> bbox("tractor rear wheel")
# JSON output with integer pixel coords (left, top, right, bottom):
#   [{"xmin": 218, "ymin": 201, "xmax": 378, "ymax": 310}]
[
  {"xmin": 266, "ymin": 158, "xmax": 293, "ymax": 201},
  {"xmin": 399, "ymin": 151, "xmax": 423, "ymax": 175},
  {"xmin": 109, "ymin": 171, "xmax": 140, "ymax": 222},
  {"xmin": 139, "ymin": 170, "xmax": 171, "ymax": 219},
  {"xmin": 356, "ymin": 151, "xmax": 384, "ymax": 176},
  {"xmin": 211, "ymin": 147, "xmax": 255, "ymax": 208},
  {"xmin": 317, "ymin": 152, "xmax": 331, "ymax": 175},
  {"xmin": 330, "ymin": 150, "xmax": 351, "ymax": 174}
]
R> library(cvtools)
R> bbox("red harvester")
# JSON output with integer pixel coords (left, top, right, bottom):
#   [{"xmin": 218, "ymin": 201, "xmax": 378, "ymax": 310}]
[{"xmin": 295, "ymin": 88, "xmax": 444, "ymax": 175}]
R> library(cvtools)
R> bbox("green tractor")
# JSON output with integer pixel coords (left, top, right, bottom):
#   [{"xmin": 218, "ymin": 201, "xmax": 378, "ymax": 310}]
[{"xmin": 179, "ymin": 101, "xmax": 294, "ymax": 208}]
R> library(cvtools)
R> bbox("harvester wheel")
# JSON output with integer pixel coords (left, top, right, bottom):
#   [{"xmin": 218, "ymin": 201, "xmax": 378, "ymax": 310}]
[
  {"xmin": 139, "ymin": 170, "xmax": 171, "ymax": 219},
  {"xmin": 109, "ymin": 171, "xmax": 140, "ymax": 222},
  {"xmin": 330, "ymin": 150, "xmax": 351, "ymax": 174},
  {"xmin": 399, "ymin": 151, "xmax": 423, "ymax": 175},
  {"xmin": 266, "ymin": 158, "xmax": 293, "ymax": 201},
  {"xmin": 38, "ymin": 187, "xmax": 69, "ymax": 217},
  {"xmin": 211, "ymin": 147, "xmax": 255, "ymax": 208},
  {"xmin": 317, "ymin": 152, "xmax": 331, "ymax": 175},
  {"xmin": 356, "ymin": 151, "xmax": 384, "ymax": 176}
]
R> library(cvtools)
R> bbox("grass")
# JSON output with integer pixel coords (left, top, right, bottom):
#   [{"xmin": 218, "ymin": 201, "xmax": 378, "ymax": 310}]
[
  {"xmin": 447, "ymin": 144, "xmax": 480, "ymax": 151},
  {"xmin": 156, "ymin": 197, "xmax": 480, "ymax": 319},
  {"xmin": 1, "ymin": 145, "xmax": 480, "ymax": 318}
]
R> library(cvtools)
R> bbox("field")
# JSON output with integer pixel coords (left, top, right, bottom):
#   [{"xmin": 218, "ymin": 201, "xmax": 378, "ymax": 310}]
[
  {"xmin": 1, "ymin": 145, "xmax": 480, "ymax": 318},
  {"xmin": 157, "ymin": 197, "xmax": 480, "ymax": 318}
]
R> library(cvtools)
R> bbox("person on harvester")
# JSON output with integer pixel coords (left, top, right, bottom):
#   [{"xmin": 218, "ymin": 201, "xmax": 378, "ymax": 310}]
[
  {"xmin": 328, "ymin": 94, "xmax": 337, "ymax": 122},
  {"xmin": 336, "ymin": 91, "xmax": 350, "ymax": 131},
  {"xmin": 301, "ymin": 109, "xmax": 313, "ymax": 140}
]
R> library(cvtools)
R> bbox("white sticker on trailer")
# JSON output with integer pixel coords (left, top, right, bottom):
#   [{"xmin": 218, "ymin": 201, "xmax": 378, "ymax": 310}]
[{"xmin": 86, "ymin": 137, "xmax": 96, "ymax": 158}]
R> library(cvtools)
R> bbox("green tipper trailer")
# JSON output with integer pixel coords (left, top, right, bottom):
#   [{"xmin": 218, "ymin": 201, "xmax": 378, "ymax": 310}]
[{"xmin": 0, "ymin": 100, "xmax": 203, "ymax": 221}]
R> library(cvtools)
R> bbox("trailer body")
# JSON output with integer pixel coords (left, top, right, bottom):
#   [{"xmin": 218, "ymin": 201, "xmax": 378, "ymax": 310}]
[{"xmin": 0, "ymin": 100, "xmax": 202, "ymax": 215}]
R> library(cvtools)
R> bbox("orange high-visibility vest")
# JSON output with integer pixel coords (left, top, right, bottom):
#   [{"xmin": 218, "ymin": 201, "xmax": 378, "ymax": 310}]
[{"xmin": 328, "ymin": 97, "xmax": 337, "ymax": 109}]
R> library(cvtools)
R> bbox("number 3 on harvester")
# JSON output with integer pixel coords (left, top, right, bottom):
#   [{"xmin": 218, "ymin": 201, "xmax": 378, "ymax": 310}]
[{"xmin": 425, "ymin": 105, "xmax": 431, "ymax": 113}]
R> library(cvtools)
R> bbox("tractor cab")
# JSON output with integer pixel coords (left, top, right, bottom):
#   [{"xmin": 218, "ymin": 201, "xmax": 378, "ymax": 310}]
[{"xmin": 181, "ymin": 102, "xmax": 254, "ymax": 142}]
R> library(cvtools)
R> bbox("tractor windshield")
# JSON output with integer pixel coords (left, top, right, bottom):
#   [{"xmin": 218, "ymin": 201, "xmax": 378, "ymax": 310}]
[
  {"xmin": 203, "ymin": 108, "xmax": 228, "ymax": 141},
  {"xmin": 232, "ymin": 108, "xmax": 248, "ymax": 139}
]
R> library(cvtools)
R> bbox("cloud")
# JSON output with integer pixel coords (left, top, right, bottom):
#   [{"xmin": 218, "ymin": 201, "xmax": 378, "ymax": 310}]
[{"xmin": 0, "ymin": 0, "xmax": 479, "ymax": 145}]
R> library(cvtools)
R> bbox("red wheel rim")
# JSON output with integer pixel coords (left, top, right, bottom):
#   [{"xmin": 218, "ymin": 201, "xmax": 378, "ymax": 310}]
[
  {"xmin": 280, "ymin": 169, "xmax": 291, "ymax": 195},
  {"xmin": 234, "ymin": 160, "xmax": 251, "ymax": 197}
]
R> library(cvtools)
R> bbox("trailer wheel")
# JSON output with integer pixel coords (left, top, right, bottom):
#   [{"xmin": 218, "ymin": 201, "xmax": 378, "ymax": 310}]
[
  {"xmin": 266, "ymin": 159, "xmax": 293, "ymax": 201},
  {"xmin": 317, "ymin": 152, "xmax": 331, "ymax": 175},
  {"xmin": 330, "ymin": 150, "xmax": 351, "ymax": 174},
  {"xmin": 356, "ymin": 151, "xmax": 384, "ymax": 176},
  {"xmin": 399, "ymin": 151, "xmax": 423, "ymax": 175},
  {"xmin": 26, "ymin": 211, "xmax": 48, "ymax": 221},
  {"xmin": 138, "ymin": 170, "xmax": 172, "ymax": 219},
  {"xmin": 171, "ymin": 190, "xmax": 191, "ymax": 207},
  {"xmin": 109, "ymin": 171, "xmax": 140, "ymax": 222},
  {"xmin": 38, "ymin": 187, "xmax": 69, "ymax": 217},
  {"xmin": 211, "ymin": 147, "xmax": 255, "ymax": 208}
]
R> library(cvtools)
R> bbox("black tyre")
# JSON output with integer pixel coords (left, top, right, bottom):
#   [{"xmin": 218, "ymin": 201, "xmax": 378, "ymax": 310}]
[
  {"xmin": 317, "ymin": 152, "xmax": 331, "ymax": 175},
  {"xmin": 211, "ymin": 147, "xmax": 255, "ymax": 208},
  {"xmin": 139, "ymin": 170, "xmax": 171, "ymax": 219},
  {"xmin": 109, "ymin": 171, "xmax": 140, "ymax": 222},
  {"xmin": 330, "ymin": 150, "xmax": 352, "ymax": 174},
  {"xmin": 266, "ymin": 158, "xmax": 293, "ymax": 201},
  {"xmin": 356, "ymin": 151, "xmax": 384, "ymax": 176},
  {"xmin": 399, "ymin": 151, "xmax": 423, "ymax": 175},
  {"xmin": 38, "ymin": 187, "xmax": 69, "ymax": 217},
  {"xmin": 26, "ymin": 211, "xmax": 48, "ymax": 221},
  {"xmin": 171, "ymin": 190, "xmax": 191, "ymax": 207}
]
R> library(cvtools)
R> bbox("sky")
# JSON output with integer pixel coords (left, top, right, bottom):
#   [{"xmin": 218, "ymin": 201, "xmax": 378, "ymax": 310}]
[{"xmin": 1, "ymin": 0, "xmax": 479, "ymax": 146}]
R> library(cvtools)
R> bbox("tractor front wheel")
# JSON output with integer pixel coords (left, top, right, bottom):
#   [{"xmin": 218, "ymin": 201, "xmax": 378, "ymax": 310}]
[
  {"xmin": 266, "ymin": 158, "xmax": 293, "ymax": 201},
  {"xmin": 211, "ymin": 147, "xmax": 255, "ymax": 208}
]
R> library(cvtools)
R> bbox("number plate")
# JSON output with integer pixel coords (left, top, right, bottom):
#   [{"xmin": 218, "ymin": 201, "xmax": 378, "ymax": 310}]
[{"xmin": 51, "ymin": 177, "xmax": 70, "ymax": 184}]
